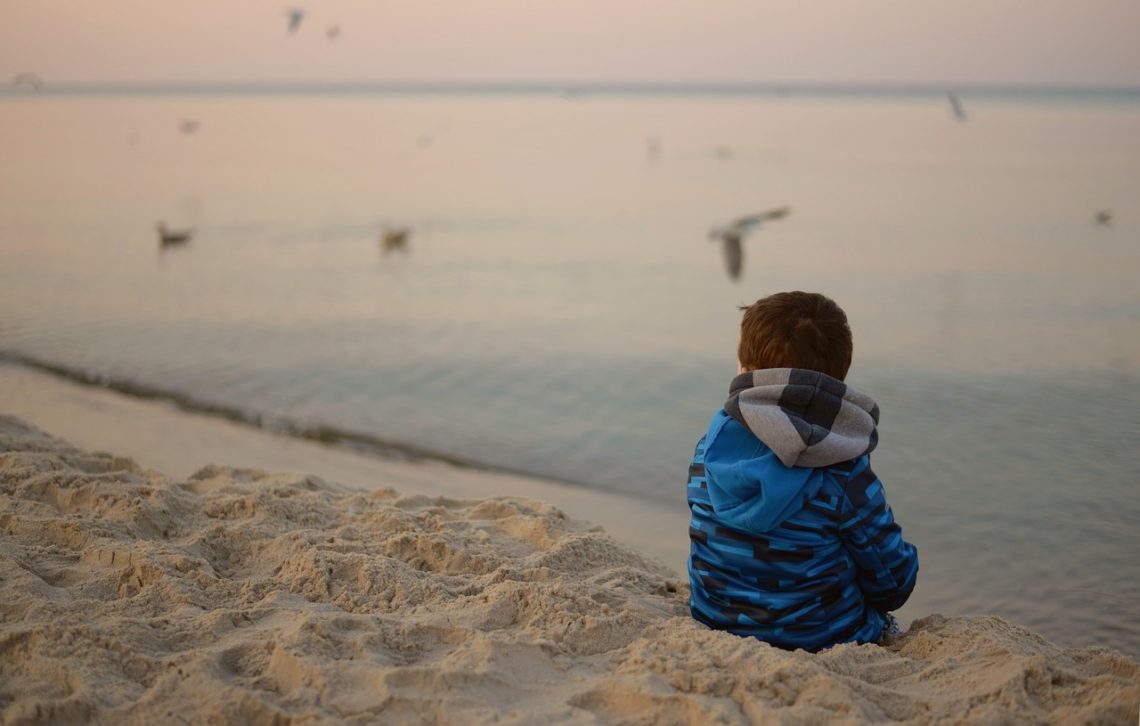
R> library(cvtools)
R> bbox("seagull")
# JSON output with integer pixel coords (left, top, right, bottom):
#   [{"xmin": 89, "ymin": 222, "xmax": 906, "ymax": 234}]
[
  {"xmin": 708, "ymin": 207, "xmax": 791, "ymax": 281},
  {"xmin": 157, "ymin": 222, "xmax": 193, "ymax": 247},
  {"xmin": 416, "ymin": 120, "xmax": 451, "ymax": 150},
  {"xmin": 948, "ymin": 92, "xmax": 967, "ymax": 122},
  {"xmin": 381, "ymin": 226, "xmax": 411, "ymax": 254},
  {"xmin": 646, "ymin": 135, "xmax": 661, "ymax": 162},
  {"xmin": 326, "ymin": 24, "xmax": 340, "ymax": 40},
  {"xmin": 284, "ymin": 7, "xmax": 306, "ymax": 33},
  {"xmin": 12, "ymin": 72, "xmax": 44, "ymax": 92},
  {"xmin": 179, "ymin": 119, "xmax": 200, "ymax": 134},
  {"xmin": 1094, "ymin": 209, "xmax": 1113, "ymax": 226}
]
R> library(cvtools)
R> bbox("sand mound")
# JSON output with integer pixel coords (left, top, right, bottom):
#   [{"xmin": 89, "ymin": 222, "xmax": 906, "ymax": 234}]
[{"xmin": 1, "ymin": 415, "xmax": 1136, "ymax": 724}]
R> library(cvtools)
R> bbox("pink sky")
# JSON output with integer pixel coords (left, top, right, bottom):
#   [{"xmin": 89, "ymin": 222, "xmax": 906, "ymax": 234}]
[{"xmin": 3, "ymin": 0, "xmax": 1140, "ymax": 86}]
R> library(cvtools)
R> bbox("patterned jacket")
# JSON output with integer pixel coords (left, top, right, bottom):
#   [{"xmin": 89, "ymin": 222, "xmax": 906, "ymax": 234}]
[{"xmin": 687, "ymin": 368, "xmax": 918, "ymax": 652}]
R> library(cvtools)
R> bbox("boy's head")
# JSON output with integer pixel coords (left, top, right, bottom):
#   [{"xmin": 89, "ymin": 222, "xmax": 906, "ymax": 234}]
[{"xmin": 737, "ymin": 291, "xmax": 853, "ymax": 380}]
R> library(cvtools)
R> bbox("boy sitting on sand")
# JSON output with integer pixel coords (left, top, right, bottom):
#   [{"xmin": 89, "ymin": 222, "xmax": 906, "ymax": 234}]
[{"xmin": 687, "ymin": 291, "xmax": 918, "ymax": 651}]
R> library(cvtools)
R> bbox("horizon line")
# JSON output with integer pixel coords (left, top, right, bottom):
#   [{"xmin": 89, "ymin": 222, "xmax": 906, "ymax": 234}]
[{"xmin": 5, "ymin": 79, "xmax": 1140, "ymax": 96}]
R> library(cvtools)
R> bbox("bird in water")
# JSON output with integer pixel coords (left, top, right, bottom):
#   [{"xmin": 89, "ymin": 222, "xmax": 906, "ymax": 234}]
[
  {"xmin": 646, "ymin": 135, "xmax": 661, "ymax": 162},
  {"xmin": 708, "ymin": 207, "xmax": 791, "ymax": 281},
  {"xmin": 947, "ymin": 92, "xmax": 967, "ymax": 122},
  {"xmin": 381, "ymin": 226, "xmax": 411, "ymax": 254},
  {"xmin": 12, "ymin": 72, "xmax": 44, "ymax": 93},
  {"xmin": 157, "ymin": 222, "xmax": 193, "ymax": 247},
  {"xmin": 284, "ymin": 7, "xmax": 306, "ymax": 33},
  {"xmin": 1094, "ymin": 209, "xmax": 1113, "ymax": 226}
]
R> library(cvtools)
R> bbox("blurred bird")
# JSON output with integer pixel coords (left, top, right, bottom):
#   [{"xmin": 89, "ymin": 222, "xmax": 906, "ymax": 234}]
[
  {"xmin": 12, "ymin": 72, "xmax": 44, "ymax": 92},
  {"xmin": 416, "ymin": 120, "xmax": 451, "ymax": 150},
  {"xmin": 157, "ymin": 222, "xmax": 193, "ymax": 247},
  {"xmin": 326, "ymin": 24, "xmax": 340, "ymax": 40},
  {"xmin": 948, "ymin": 92, "xmax": 967, "ymax": 122},
  {"xmin": 179, "ymin": 119, "xmax": 200, "ymax": 134},
  {"xmin": 381, "ymin": 226, "xmax": 411, "ymax": 254},
  {"xmin": 284, "ymin": 7, "xmax": 306, "ymax": 32},
  {"xmin": 709, "ymin": 207, "xmax": 791, "ymax": 281},
  {"xmin": 646, "ymin": 135, "xmax": 661, "ymax": 162},
  {"xmin": 1094, "ymin": 209, "xmax": 1113, "ymax": 226}
]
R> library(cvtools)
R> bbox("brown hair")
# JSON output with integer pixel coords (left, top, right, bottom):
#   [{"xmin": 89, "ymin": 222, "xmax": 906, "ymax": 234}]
[{"xmin": 737, "ymin": 291, "xmax": 853, "ymax": 380}]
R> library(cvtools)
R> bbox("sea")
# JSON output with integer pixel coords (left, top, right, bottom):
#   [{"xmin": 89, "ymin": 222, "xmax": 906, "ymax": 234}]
[{"xmin": 1, "ymin": 84, "xmax": 1138, "ymax": 658}]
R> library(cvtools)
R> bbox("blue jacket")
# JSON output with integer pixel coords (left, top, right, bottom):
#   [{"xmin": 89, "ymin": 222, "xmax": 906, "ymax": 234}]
[{"xmin": 687, "ymin": 368, "xmax": 918, "ymax": 651}]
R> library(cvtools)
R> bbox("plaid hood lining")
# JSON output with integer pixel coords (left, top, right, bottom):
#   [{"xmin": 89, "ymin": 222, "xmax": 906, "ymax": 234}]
[{"xmin": 724, "ymin": 368, "xmax": 879, "ymax": 468}]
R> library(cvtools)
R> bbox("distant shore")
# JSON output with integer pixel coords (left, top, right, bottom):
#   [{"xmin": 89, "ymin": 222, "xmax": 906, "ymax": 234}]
[{"xmin": 3, "ymin": 80, "xmax": 1139, "ymax": 100}]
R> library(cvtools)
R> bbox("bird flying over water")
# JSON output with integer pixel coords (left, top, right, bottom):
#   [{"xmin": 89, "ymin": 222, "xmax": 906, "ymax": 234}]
[
  {"xmin": 179, "ymin": 119, "xmax": 200, "ymax": 134},
  {"xmin": 1094, "ymin": 209, "xmax": 1113, "ymax": 226},
  {"xmin": 948, "ymin": 92, "xmax": 967, "ymax": 122},
  {"xmin": 381, "ymin": 226, "xmax": 411, "ymax": 254},
  {"xmin": 646, "ymin": 135, "xmax": 661, "ymax": 162},
  {"xmin": 708, "ymin": 207, "xmax": 791, "ymax": 281},
  {"xmin": 416, "ymin": 120, "xmax": 451, "ymax": 150},
  {"xmin": 326, "ymin": 24, "xmax": 340, "ymax": 40},
  {"xmin": 12, "ymin": 72, "xmax": 44, "ymax": 92},
  {"xmin": 157, "ymin": 222, "xmax": 193, "ymax": 247},
  {"xmin": 284, "ymin": 7, "xmax": 306, "ymax": 33}
]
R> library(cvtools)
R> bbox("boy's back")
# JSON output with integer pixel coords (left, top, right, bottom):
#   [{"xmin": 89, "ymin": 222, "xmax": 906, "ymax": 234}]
[{"xmin": 687, "ymin": 293, "xmax": 918, "ymax": 652}]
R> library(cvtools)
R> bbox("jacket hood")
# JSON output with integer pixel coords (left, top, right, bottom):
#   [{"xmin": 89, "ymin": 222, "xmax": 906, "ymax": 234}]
[
  {"xmin": 726, "ymin": 368, "xmax": 879, "ymax": 468},
  {"xmin": 701, "ymin": 369, "xmax": 879, "ymax": 533}
]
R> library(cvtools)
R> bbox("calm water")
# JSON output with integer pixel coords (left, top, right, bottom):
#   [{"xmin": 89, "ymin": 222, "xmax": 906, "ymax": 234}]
[{"xmin": 1, "ymin": 90, "xmax": 1138, "ymax": 656}]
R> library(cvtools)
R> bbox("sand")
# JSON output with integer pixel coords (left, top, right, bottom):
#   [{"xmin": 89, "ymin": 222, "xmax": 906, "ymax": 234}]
[
  {"xmin": 0, "ymin": 362, "xmax": 691, "ymax": 577},
  {"xmin": 2, "ymin": 415, "xmax": 1138, "ymax": 724}
]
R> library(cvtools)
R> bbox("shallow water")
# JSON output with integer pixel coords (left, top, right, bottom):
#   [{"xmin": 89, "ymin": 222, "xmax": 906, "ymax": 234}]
[{"xmin": 1, "ymin": 90, "xmax": 1138, "ymax": 656}]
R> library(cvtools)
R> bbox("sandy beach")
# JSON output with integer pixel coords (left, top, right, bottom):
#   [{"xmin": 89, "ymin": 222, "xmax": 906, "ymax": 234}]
[{"xmin": 2, "ymin": 373, "xmax": 1138, "ymax": 723}]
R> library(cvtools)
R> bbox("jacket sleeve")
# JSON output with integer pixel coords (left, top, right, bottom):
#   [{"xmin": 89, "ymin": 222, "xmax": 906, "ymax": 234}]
[{"xmin": 837, "ymin": 458, "xmax": 918, "ymax": 613}]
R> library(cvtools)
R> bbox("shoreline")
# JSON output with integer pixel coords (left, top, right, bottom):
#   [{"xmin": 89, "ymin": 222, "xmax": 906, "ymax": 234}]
[
  {"xmin": 0, "ymin": 349, "xmax": 577, "ymax": 486},
  {"xmin": 0, "ymin": 360, "xmax": 690, "ymax": 574}
]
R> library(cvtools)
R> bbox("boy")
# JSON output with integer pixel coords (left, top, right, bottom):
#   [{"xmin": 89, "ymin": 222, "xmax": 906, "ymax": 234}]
[{"xmin": 687, "ymin": 291, "xmax": 917, "ymax": 651}]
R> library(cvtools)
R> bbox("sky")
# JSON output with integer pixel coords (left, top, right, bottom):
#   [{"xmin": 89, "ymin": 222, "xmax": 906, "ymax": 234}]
[{"xmin": 3, "ymin": 0, "xmax": 1140, "ymax": 87}]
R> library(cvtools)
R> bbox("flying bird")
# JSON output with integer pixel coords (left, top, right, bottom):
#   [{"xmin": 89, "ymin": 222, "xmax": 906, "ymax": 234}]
[
  {"xmin": 12, "ymin": 72, "xmax": 44, "ymax": 92},
  {"xmin": 416, "ymin": 120, "xmax": 451, "ymax": 150},
  {"xmin": 326, "ymin": 24, "xmax": 340, "ymax": 40},
  {"xmin": 179, "ymin": 119, "xmax": 200, "ymax": 134},
  {"xmin": 284, "ymin": 7, "xmax": 306, "ymax": 33},
  {"xmin": 1094, "ymin": 209, "xmax": 1113, "ymax": 226},
  {"xmin": 381, "ymin": 226, "xmax": 411, "ymax": 254},
  {"xmin": 948, "ymin": 92, "xmax": 967, "ymax": 122},
  {"xmin": 708, "ymin": 207, "xmax": 791, "ymax": 281},
  {"xmin": 646, "ymin": 135, "xmax": 661, "ymax": 162},
  {"xmin": 157, "ymin": 222, "xmax": 193, "ymax": 247}
]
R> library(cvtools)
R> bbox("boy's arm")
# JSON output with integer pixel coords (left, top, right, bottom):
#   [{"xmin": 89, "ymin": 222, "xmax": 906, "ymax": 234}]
[{"xmin": 837, "ymin": 458, "xmax": 918, "ymax": 613}]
